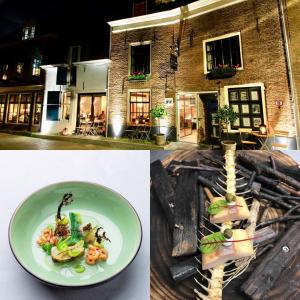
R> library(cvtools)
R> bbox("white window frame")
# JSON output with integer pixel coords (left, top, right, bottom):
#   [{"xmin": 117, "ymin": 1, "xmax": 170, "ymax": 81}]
[
  {"xmin": 224, "ymin": 82, "xmax": 266, "ymax": 132},
  {"xmin": 128, "ymin": 41, "xmax": 152, "ymax": 76},
  {"xmin": 127, "ymin": 88, "xmax": 151, "ymax": 123},
  {"xmin": 203, "ymin": 31, "xmax": 244, "ymax": 74}
]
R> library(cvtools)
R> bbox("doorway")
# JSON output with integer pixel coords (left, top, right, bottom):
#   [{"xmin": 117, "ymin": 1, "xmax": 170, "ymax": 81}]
[
  {"xmin": 199, "ymin": 92, "xmax": 219, "ymax": 142},
  {"xmin": 177, "ymin": 92, "xmax": 219, "ymax": 143}
]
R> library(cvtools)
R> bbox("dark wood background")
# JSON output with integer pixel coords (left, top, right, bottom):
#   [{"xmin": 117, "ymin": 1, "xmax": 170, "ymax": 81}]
[{"xmin": 150, "ymin": 150, "xmax": 300, "ymax": 300}]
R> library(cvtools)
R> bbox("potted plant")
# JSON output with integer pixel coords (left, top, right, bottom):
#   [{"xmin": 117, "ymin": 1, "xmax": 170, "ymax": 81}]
[
  {"xmin": 151, "ymin": 103, "xmax": 168, "ymax": 146},
  {"xmin": 128, "ymin": 71, "xmax": 149, "ymax": 81},
  {"xmin": 214, "ymin": 105, "xmax": 239, "ymax": 148},
  {"xmin": 206, "ymin": 64, "xmax": 239, "ymax": 80}
]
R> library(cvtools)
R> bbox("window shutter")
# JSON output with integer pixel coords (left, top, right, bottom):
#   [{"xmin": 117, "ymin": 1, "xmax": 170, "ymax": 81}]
[
  {"xmin": 46, "ymin": 91, "xmax": 60, "ymax": 121},
  {"xmin": 56, "ymin": 67, "xmax": 68, "ymax": 85}
]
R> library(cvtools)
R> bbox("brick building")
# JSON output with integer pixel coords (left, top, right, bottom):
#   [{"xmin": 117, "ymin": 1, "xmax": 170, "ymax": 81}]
[{"xmin": 107, "ymin": 0, "xmax": 298, "ymax": 146}]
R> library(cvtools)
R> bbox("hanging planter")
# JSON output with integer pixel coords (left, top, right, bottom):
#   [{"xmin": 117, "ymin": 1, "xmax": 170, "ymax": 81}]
[
  {"xmin": 206, "ymin": 65, "xmax": 238, "ymax": 80},
  {"xmin": 128, "ymin": 72, "xmax": 149, "ymax": 81}
]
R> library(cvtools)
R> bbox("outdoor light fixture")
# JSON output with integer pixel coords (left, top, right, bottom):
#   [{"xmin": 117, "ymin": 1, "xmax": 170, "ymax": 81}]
[
  {"xmin": 275, "ymin": 100, "xmax": 283, "ymax": 109},
  {"xmin": 259, "ymin": 124, "xmax": 267, "ymax": 135}
]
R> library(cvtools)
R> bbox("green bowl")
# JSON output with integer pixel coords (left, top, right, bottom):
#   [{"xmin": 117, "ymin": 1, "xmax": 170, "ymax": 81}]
[{"xmin": 9, "ymin": 181, "xmax": 142, "ymax": 287}]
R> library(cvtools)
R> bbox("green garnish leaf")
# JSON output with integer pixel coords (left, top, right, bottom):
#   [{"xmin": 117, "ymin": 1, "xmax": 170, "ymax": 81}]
[
  {"xmin": 42, "ymin": 243, "xmax": 52, "ymax": 255},
  {"xmin": 208, "ymin": 200, "xmax": 228, "ymax": 215},
  {"xmin": 68, "ymin": 248, "xmax": 82, "ymax": 257},
  {"xmin": 74, "ymin": 264, "xmax": 85, "ymax": 273},
  {"xmin": 200, "ymin": 232, "xmax": 225, "ymax": 254}
]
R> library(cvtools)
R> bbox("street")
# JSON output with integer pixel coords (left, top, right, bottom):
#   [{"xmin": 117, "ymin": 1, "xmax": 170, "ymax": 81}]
[{"xmin": 0, "ymin": 133, "xmax": 120, "ymax": 150}]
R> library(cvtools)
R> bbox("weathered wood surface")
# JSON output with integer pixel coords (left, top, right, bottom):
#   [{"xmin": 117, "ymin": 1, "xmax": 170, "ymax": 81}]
[
  {"xmin": 172, "ymin": 169, "xmax": 198, "ymax": 257},
  {"xmin": 241, "ymin": 222, "xmax": 300, "ymax": 300},
  {"xmin": 150, "ymin": 150, "xmax": 300, "ymax": 300},
  {"xmin": 150, "ymin": 159, "xmax": 175, "ymax": 228}
]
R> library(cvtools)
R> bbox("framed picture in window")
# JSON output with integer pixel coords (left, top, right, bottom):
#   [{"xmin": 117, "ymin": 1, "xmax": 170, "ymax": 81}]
[
  {"xmin": 253, "ymin": 117, "xmax": 262, "ymax": 128},
  {"xmin": 251, "ymin": 90, "xmax": 259, "ymax": 101},
  {"xmin": 230, "ymin": 91, "xmax": 239, "ymax": 101},
  {"xmin": 233, "ymin": 118, "xmax": 240, "ymax": 127},
  {"xmin": 240, "ymin": 90, "xmax": 249, "ymax": 101},
  {"xmin": 231, "ymin": 104, "xmax": 239, "ymax": 113},
  {"xmin": 242, "ymin": 117, "xmax": 251, "ymax": 127},
  {"xmin": 252, "ymin": 104, "xmax": 261, "ymax": 114},
  {"xmin": 241, "ymin": 104, "xmax": 249, "ymax": 114}
]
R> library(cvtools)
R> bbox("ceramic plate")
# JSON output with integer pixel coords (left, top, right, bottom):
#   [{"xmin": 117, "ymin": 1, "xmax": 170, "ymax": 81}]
[{"xmin": 9, "ymin": 181, "xmax": 142, "ymax": 287}]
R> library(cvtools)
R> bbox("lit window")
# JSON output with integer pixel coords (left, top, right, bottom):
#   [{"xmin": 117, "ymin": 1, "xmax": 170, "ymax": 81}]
[
  {"xmin": 22, "ymin": 26, "xmax": 35, "ymax": 40},
  {"xmin": 0, "ymin": 94, "xmax": 6, "ymax": 123},
  {"xmin": 130, "ymin": 43, "xmax": 151, "ymax": 75},
  {"xmin": 129, "ymin": 91, "xmax": 150, "ymax": 123},
  {"xmin": 32, "ymin": 58, "xmax": 41, "ymax": 76},
  {"xmin": 62, "ymin": 92, "xmax": 71, "ymax": 120},
  {"xmin": 18, "ymin": 94, "xmax": 31, "ymax": 124},
  {"xmin": 1, "ymin": 64, "xmax": 8, "ymax": 80},
  {"xmin": 203, "ymin": 33, "xmax": 242, "ymax": 73},
  {"xmin": 17, "ymin": 63, "xmax": 24, "ymax": 75},
  {"xmin": 7, "ymin": 94, "xmax": 19, "ymax": 123},
  {"xmin": 33, "ymin": 93, "xmax": 43, "ymax": 125},
  {"xmin": 229, "ymin": 86, "xmax": 264, "ymax": 129}
]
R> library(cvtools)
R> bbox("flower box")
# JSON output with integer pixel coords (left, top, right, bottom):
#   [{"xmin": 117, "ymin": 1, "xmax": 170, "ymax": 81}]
[
  {"xmin": 206, "ymin": 65, "xmax": 238, "ymax": 80},
  {"xmin": 128, "ymin": 73, "xmax": 149, "ymax": 81}
]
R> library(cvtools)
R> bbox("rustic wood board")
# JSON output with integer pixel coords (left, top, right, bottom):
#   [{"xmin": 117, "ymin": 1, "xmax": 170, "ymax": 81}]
[{"xmin": 150, "ymin": 150, "xmax": 300, "ymax": 300}]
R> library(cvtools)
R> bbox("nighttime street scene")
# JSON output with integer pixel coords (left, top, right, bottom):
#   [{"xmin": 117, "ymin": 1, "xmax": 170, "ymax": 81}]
[{"xmin": 0, "ymin": 0, "xmax": 299, "ymax": 150}]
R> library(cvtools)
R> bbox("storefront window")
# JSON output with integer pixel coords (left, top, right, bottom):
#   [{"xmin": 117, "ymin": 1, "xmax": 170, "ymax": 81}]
[
  {"xmin": 33, "ymin": 93, "xmax": 43, "ymax": 125},
  {"xmin": 62, "ymin": 92, "xmax": 71, "ymax": 120},
  {"xmin": 16, "ymin": 63, "xmax": 24, "ymax": 76},
  {"xmin": 129, "ymin": 91, "xmax": 150, "ymax": 123},
  {"xmin": 1, "ymin": 64, "xmax": 8, "ymax": 80},
  {"xmin": 18, "ymin": 94, "xmax": 31, "ymax": 124},
  {"xmin": 78, "ymin": 94, "xmax": 106, "ymax": 123},
  {"xmin": 229, "ymin": 86, "xmax": 264, "ymax": 129},
  {"xmin": 0, "ymin": 95, "xmax": 6, "ymax": 122},
  {"xmin": 7, "ymin": 94, "xmax": 19, "ymax": 123}
]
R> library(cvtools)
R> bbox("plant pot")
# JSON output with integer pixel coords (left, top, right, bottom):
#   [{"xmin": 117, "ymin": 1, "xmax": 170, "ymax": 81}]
[
  {"xmin": 155, "ymin": 134, "xmax": 166, "ymax": 146},
  {"xmin": 221, "ymin": 140, "xmax": 236, "ymax": 151},
  {"xmin": 206, "ymin": 70, "xmax": 237, "ymax": 80}
]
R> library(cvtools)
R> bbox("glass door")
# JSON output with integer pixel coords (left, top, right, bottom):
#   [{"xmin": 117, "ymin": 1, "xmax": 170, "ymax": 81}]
[{"xmin": 178, "ymin": 94, "xmax": 197, "ymax": 140}]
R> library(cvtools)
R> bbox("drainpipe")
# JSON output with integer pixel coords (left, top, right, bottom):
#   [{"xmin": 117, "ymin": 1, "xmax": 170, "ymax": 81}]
[
  {"xmin": 278, "ymin": 0, "xmax": 300, "ymax": 149},
  {"xmin": 105, "ymin": 26, "xmax": 112, "ymax": 138}
]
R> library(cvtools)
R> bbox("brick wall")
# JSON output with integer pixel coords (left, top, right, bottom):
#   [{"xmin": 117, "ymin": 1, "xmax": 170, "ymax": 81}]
[{"xmin": 108, "ymin": 0, "xmax": 295, "ymax": 138}]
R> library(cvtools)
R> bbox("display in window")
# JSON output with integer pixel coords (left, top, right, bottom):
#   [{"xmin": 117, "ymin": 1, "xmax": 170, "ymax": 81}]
[
  {"xmin": 231, "ymin": 104, "xmax": 239, "ymax": 113},
  {"xmin": 240, "ymin": 90, "xmax": 249, "ymax": 101},
  {"xmin": 253, "ymin": 117, "xmax": 262, "ymax": 128},
  {"xmin": 252, "ymin": 104, "xmax": 261, "ymax": 114},
  {"xmin": 250, "ymin": 90, "xmax": 259, "ymax": 101},
  {"xmin": 241, "ymin": 104, "xmax": 249, "ymax": 114},
  {"xmin": 242, "ymin": 117, "xmax": 251, "ymax": 127}
]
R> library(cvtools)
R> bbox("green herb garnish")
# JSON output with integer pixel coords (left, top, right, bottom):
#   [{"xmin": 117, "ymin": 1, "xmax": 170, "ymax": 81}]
[
  {"xmin": 208, "ymin": 200, "xmax": 228, "ymax": 215},
  {"xmin": 200, "ymin": 232, "xmax": 225, "ymax": 254},
  {"xmin": 74, "ymin": 264, "xmax": 85, "ymax": 273},
  {"xmin": 42, "ymin": 243, "xmax": 52, "ymax": 255}
]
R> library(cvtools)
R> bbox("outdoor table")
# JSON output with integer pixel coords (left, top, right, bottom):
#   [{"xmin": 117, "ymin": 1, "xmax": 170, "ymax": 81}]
[{"xmin": 251, "ymin": 131, "xmax": 274, "ymax": 150}]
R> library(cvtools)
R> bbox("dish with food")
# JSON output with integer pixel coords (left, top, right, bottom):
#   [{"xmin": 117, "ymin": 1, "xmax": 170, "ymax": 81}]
[{"xmin": 9, "ymin": 181, "xmax": 142, "ymax": 287}]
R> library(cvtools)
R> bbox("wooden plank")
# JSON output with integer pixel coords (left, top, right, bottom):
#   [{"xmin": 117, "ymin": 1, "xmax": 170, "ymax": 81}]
[
  {"xmin": 241, "ymin": 222, "xmax": 300, "ymax": 300},
  {"xmin": 150, "ymin": 160, "xmax": 175, "ymax": 228},
  {"xmin": 172, "ymin": 169, "xmax": 198, "ymax": 257}
]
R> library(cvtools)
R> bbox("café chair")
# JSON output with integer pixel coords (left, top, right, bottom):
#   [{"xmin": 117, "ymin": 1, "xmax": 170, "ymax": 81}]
[
  {"xmin": 271, "ymin": 130, "xmax": 289, "ymax": 149},
  {"xmin": 239, "ymin": 128, "xmax": 257, "ymax": 149}
]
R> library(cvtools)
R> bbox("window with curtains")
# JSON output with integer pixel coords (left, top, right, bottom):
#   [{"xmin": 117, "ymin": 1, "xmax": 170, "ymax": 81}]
[
  {"xmin": 0, "ymin": 95, "xmax": 6, "ymax": 123},
  {"xmin": 32, "ymin": 58, "xmax": 41, "ymax": 76},
  {"xmin": 204, "ymin": 33, "xmax": 242, "ymax": 72},
  {"xmin": 62, "ymin": 92, "xmax": 71, "ymax": 120},
  {"xmin": 7, "ymin": 94, "xmax": 20, "ymax": 123},
  {"xmin": 130, "ymin": 44, "xmax": 151, "ymax": 75},
  {"xmin": 129, "ymin": 91, "xmax": 150, "ymax": 123},
  {"xmin": 229, "ymin": 86, "xmax": 264, "ymax": 129},
  {"xmin": 7, "ymin": 94, "xmax": 32, "ymax": 124}
]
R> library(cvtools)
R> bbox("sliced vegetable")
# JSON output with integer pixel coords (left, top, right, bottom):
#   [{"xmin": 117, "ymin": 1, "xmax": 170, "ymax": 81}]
[
  {"xmin": 42, "ymin": 243, "xmax": 52, "ymax": 255},
  {"xmin": 200, "ymin": 232, "xmax": 225, "ymax": 254},
  {"xmin": 69, "ymin": 212, "xmax": 83, "ymax": 245},
  {"xmin": 74, "ymin": 264, "xmax": 85, "ymax": 273}
]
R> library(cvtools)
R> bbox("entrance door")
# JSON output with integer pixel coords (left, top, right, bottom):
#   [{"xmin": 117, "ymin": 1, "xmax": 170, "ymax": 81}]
[
  {"xmin": 178, "ymin": 94, "xmax": 198, "ymax": 143},
  {"xmin": 199, "ymin": 93, "xmax": 219, "ymax": 141}
]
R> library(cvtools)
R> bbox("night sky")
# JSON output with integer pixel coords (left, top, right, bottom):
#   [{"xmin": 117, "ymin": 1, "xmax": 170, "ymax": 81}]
[{"xmin": 0, "ymin": 0, "xmax": 132, "ymax": 56}]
